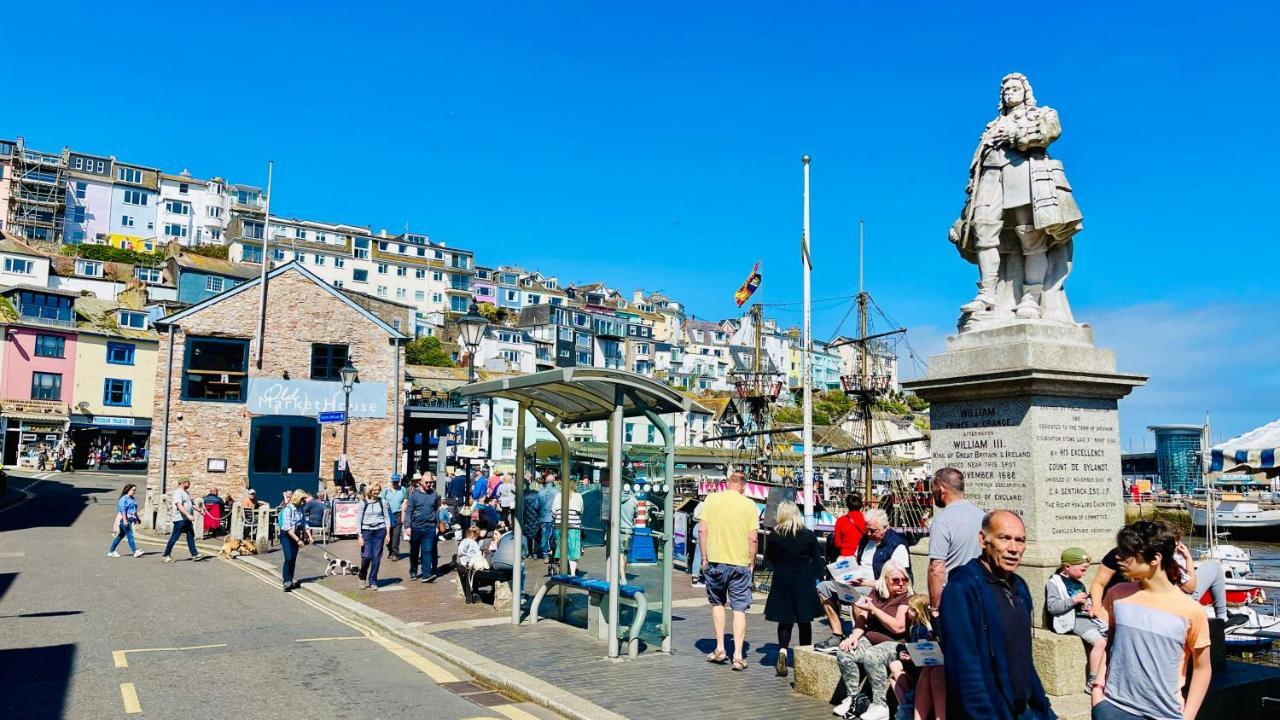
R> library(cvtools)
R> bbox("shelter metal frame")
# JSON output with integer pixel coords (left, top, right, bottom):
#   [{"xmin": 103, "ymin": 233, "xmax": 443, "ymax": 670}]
[{"xmin": 458, "ymin": 367, "xmax": 690, "ymax": 658}]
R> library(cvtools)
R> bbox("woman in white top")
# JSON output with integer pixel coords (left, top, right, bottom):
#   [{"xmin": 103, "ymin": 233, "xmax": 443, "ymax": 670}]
[{"xmin": 551, "ymin": 487, "xmax": 585, "ymax": 575}]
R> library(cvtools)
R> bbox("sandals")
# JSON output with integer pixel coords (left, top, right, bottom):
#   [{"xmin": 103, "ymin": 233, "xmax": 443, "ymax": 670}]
[
  {"xmin": 706, "ymin": 650, "xmax": 729, "ymax": 664},
  {"xmin": 732, "ymin": 659, "xmax": 748, "ymax": 671}
]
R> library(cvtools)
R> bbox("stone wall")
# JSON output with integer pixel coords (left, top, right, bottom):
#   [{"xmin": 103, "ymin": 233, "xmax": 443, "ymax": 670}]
[{"xmin": 143, "ymin": 269, "xmax": 402, "ymax": 525}]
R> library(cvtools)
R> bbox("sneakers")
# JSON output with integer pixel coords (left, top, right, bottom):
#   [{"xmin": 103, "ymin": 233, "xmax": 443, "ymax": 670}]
[
  {"xmin": 814, "ymin": 634, "xmax": 844, "ymax": 654},
  {"xmin": 857, "ymin": 703, "xmax": 889, "ymax": 720},
  {"xmin": 133, "ymin": 550, "xmax": 144, "ymax": 558},
  {"xmin": 107, "ymin": 551, "xmax": 121, "ymax": 558},
  {"xmin": 190, "ymin": 554, "xmax": 207, "ymax": 562},
  {"xmin": 832, "ymin": 696, "xmax": 852, "ymax": 716},
  {"xmin": 161, "ymin": 556, "xmax": 175, "ymax": 563},
  {"xmin": 691, "ymin": 577, "xmax": 705, "ymax": 588}
]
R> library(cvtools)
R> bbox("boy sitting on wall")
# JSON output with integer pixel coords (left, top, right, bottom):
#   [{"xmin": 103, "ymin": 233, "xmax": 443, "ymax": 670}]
[{"xmin": 1045, "ymin": 546, "xmax": 1108, "ymax": 694}]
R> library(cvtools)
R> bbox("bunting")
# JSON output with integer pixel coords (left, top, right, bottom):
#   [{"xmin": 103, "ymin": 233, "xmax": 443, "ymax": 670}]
[{"xmin": 734, "ymin": 262, "xmax": 762, "ymax": 307}]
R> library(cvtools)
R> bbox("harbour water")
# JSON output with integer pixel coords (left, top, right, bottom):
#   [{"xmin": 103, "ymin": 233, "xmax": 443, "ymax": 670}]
[{"xmin": 1189, "ymin": 539, "xmax": 1280, "ymax": 666}]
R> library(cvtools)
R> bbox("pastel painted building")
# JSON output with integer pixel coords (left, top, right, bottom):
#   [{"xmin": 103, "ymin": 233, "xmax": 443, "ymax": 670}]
[
  {"xmin": 165, "ymin": 252, "xmax": 258, "ymax": 305},
  {"xmin": 787, "ymin": 342, "xmax": 843, "ymax": 392},
  {"xmin": 108, "ymin": 162, "xmax": 160, "ymax": 252},
  {"xmin": 472, "ymin": 266, "xmax": 497, "ymax": 305},
  {"xmin": 64, "ymin": 151, "xmax": 114, "ymax": 245},
  {"xmin": 0, "ymin": 286, "xmax": 80, "ymax": 464},
  {"xmin": 70, "ymin": 297, "xmax": 160, "ymax": 465},
  {"xmin": 495, "ymin": 267, "xmax": 523, "ymax": 310}
]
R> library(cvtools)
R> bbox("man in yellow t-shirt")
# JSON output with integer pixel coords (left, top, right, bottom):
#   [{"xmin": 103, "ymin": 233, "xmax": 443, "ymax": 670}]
[{"xmin": 698, "ymin": 471, "xmax": 759, "ymax": 670}]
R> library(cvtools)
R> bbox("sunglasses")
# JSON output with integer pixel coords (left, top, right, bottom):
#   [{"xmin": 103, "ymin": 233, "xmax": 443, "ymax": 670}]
[{"xmin": 888, "ymin": 577, "xmax": 909, "ymax": 584}]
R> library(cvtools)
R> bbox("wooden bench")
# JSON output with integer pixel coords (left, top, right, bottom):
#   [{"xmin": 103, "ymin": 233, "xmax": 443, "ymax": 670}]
[{"xmin": 529, "ymin": 574, "xmax": 648, "ymax": 658}]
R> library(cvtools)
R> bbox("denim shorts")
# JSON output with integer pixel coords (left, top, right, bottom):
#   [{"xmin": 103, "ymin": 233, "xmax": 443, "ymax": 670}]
[{"xmin": 705, "ymin": 562, "xmax": 753, "ymax": 611}]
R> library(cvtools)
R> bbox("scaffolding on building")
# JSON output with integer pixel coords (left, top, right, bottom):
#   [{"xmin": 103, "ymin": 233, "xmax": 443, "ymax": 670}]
[{"xmin": 8, "ymin": 138, "xmax": 67, "ymax": 244}]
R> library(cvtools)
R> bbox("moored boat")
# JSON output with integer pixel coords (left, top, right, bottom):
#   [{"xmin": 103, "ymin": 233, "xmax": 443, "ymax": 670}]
[{"xmin": 1187, "ymin": 498, "xmax": 1280, "ymax": 531}]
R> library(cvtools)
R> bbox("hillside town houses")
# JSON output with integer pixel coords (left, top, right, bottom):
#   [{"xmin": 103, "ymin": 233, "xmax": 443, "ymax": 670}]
[{"xmin": 0, "ymin": 136, "xmax": 920, "ymax": 477}]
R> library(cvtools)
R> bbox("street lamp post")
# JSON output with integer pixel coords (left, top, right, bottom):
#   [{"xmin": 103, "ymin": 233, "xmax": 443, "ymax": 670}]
[
  {"xmin": 456, "ymin": 302, "xmax": 489, "ymax": 491},
  {"xmin": 339, "ymin": 361, "xmax": 358, "ymax": 487}
]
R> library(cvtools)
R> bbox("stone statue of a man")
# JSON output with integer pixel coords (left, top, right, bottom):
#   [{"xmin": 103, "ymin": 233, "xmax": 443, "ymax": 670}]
[{"xmin": 949, "ymin": 73, "xmax": 1083, "ymax": 327}]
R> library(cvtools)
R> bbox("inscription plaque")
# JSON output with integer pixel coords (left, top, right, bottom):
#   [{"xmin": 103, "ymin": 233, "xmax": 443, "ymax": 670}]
[{"xmin": 931, "ymin": 396, "xmax": 1122, "ymax": 543}]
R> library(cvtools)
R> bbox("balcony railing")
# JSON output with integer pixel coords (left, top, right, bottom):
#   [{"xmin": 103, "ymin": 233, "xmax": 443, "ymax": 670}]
[
  {"xmin": 404, "ymin": 389, "xmax": 468, "ymax": 410},
  {"xmin": 15, "ymin": 305, "xmax": 76, "ymax": 328}
]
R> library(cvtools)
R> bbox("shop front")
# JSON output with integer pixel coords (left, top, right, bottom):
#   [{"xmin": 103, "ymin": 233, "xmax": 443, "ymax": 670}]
[
  {"xmin": 1, "ymin": 400, "xmax": 71, "ymax": 467},
  {"xmin": 70, "ymin": 414, "xmax": 151, "ymax": 469}
]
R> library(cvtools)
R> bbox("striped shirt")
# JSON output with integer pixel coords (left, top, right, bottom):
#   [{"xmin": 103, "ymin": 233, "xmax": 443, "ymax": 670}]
[
  {"xmin": 358, "ymin": 499, "xmax": 390, "ymax": 530},
  {"xmin": 551, "ymin": 491, "xmax": 583, "ymax": 529},
  {"xmin": 1102, "ymin": 583, "xmax": 1210, "ymax": 719}
]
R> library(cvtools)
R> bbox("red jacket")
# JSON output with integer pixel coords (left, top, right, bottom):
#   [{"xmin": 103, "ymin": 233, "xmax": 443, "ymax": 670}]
[{"xmin": 833, "ymin": 510, "xmax": 866, "ymax": 557}]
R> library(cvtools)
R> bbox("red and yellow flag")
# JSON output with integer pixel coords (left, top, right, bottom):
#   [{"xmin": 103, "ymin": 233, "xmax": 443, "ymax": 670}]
[{"xmin": 734, "ymin": 262, "xmax": 762, "ymax": 307}]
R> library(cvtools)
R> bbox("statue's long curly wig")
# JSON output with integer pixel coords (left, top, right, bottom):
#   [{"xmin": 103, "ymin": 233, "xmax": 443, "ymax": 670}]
[{"xmin": 998, "ymin": 73, "xmax": 1036, "ymax": 114}]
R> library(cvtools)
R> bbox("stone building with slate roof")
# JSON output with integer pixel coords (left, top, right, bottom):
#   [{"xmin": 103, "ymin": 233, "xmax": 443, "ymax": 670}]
[{"xmin": 142, "ymin": 261, "xmax": 408, "ymax": 528}]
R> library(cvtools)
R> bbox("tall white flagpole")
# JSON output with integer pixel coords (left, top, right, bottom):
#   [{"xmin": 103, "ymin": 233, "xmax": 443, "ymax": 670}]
[
  {"xmin": 801, "ymin": 155, "xmax": 814, "ymax": 528},
  {"xmin": 255, "ymin": 160, "xmax": 273, "ymax": 369}
]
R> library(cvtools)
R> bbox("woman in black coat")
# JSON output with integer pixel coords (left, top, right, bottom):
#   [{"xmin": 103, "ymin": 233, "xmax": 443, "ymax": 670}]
[{"xmin": 764, "ymin": 500, "xmax": 824, "ymax": 676}]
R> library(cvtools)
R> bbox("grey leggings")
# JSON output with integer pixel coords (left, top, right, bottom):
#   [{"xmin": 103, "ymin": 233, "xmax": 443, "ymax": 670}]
[{"xmin": 1186, "ymin": 559, "xmax": 1226, "ymax": 620}]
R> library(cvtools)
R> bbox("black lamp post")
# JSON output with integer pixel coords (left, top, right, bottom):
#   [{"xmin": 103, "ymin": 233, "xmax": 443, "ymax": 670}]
[
  {"xmin": 339, "ymin": 361, "xmax": 358, "ymax": 467},
  {"xmin": 455, "ymin": 302, "xmax": 489, "ymax": 485}
]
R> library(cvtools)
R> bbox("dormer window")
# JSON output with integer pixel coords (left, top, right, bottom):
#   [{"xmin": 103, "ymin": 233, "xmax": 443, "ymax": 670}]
[
  {"xmin": 76, "ymin": 259, "xmax": 104, "ymax": 277},
  {"xmin": 118, "ymin": 310, "xmax": 147, "ymax": 329}
]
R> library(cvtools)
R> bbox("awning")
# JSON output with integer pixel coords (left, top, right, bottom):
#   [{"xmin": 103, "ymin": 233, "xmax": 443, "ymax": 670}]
[{"xmin": 1212, "ymin": 419, "xmax": 1280, "ymax": 475}]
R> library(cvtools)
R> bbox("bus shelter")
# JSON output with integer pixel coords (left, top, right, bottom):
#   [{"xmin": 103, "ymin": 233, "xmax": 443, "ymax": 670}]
[{"xmin": 457, "ymin": 367, "xmax": 691, "ymax": 658}]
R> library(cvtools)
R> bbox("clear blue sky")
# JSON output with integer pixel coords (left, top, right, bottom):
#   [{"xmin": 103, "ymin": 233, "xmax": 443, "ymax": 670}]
[{"xmin": 7, "ymin": 3, "xmax": 1277, "ymax": 445}]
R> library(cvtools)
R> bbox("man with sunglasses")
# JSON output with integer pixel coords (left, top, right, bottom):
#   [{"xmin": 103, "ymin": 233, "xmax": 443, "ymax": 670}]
[{"xmin": 406, "ymin": 473, "xmax": 442, "ymax": 582}]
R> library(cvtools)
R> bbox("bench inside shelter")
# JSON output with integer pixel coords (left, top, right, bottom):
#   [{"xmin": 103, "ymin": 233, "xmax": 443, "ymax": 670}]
[{"xmin": 530, "ymin": 574, "xmax": 648, "ymax": 658}]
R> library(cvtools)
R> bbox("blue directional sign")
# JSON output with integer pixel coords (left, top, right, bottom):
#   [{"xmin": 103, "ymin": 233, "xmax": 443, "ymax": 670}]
[{"xmin": 318, "ymin": 411, "xmax": 347, "ymax": 423}]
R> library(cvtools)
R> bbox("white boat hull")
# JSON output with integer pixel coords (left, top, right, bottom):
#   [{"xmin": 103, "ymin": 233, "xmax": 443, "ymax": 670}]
[{"xmin": 1188, "ymin": 504, "xmax": 1280, "ymax": 529}]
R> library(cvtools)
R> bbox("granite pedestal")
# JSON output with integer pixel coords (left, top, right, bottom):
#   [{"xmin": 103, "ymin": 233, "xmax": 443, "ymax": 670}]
[{"xmin": 904, "ymin": 322, "xmax": 1146, "ymax": 625}]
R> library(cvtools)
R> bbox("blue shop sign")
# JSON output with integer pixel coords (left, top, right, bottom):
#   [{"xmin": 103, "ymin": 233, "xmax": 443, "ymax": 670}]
[{"xmin": 246, "ymin": 379, "xmax": 387, "ymax": 418}]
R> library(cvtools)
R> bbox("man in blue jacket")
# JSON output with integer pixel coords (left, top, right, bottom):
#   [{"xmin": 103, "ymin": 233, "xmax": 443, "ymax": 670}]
[{"xmin": 939, "ymin": 509, "xmax": 1055, "ymax": 720}]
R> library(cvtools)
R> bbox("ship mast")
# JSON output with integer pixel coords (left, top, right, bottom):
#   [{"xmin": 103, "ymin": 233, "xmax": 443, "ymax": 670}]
[{"xmin": 831, "ymin": 219, "xmax": 904, "ymax": 501}]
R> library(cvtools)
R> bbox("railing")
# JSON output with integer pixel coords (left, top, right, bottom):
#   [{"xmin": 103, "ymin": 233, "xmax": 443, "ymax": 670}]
[
  {"xmin": 405, "ymin": 390, "xmax": 468, "ymax": 410},
  {"xmin": 15, "ymin": 306, "xmax": 76, "ymax": 328}
]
